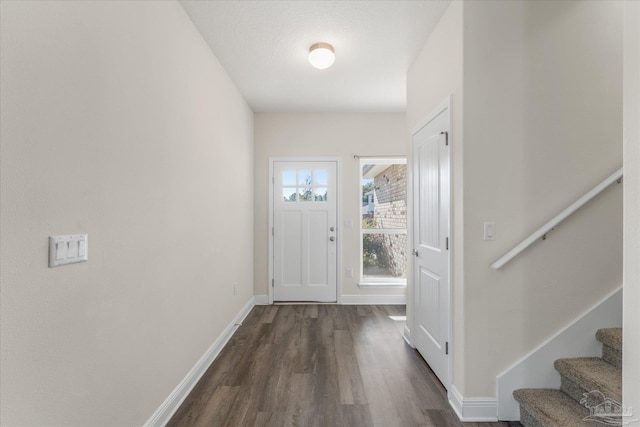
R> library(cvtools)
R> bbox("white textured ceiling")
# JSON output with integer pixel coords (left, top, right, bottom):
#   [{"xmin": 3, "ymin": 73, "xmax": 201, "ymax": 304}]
[{"xmin": 179, "ymin": 1, "xmax": 450, "ymax": 112}]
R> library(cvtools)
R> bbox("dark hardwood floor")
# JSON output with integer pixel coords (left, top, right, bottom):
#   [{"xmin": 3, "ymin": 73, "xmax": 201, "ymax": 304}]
[{"xmin": 168, "ymin": 305, "xmax": 521, "ymax": 427}]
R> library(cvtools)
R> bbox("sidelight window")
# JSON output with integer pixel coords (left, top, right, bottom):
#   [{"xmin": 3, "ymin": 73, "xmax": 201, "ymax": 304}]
[{"xmin": 359, "ymin": 158, "xmax": 408, "ymax": 286}]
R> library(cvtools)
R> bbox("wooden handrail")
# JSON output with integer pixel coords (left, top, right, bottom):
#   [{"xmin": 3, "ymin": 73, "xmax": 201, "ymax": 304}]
[{"xmin": 490, "ymin": 167, "xmax": 623, "ymax": 270}]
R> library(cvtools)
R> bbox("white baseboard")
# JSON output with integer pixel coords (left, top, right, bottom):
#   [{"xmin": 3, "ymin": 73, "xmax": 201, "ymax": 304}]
[
  {"xmin": 254, "ymin": 294, "xmax": 269, "ymax": 305},
  {"xmin": 449, "ymin": 384, "xmax": 498, "ymax": 422},
  {"xmin": 340, "ymin": 294, "xmax": 407, "ymax": 305},
  {"xmin": 253, "ymin": 294, "xmax": 405, "ymax": 305},
  {"xmin": 496, "ymin": 286, "xmax": 622, "ymax": 421},
  {"xmin": 403, "ymin": 326, "xmax": 414, "ymax": 347},
  {"xmin": 143, "ymin": 297, "xmax": 256, "ymax": 427}
]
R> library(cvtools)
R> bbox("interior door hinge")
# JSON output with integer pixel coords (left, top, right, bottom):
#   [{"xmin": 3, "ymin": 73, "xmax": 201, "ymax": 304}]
[
  {"xmin": 446, "ymin": 237, "xmax": 449, "ymax": 250},
  {"xmin": 446, "ymin": 342, "xmax": 449, "ymax": 355},
  {"xmin": 272, "ymin": 278, "xmax": 274, "ymax": 288},
  {"xmin": 440, "ymin": 131, "xmax": 449, "ymax": 146}
]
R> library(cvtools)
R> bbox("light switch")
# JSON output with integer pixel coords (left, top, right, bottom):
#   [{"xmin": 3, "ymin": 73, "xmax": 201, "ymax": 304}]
[
  {"xmin": 49, "ymin": 234, "xmax": 88, "ymax": 267},
  {"xmin": 484, "ymin": 222, "xmax": 496, "ymax": 241},
  {"xmin": 67, "ymin": 240, "xmax": 78, "ymax": 258},
  {"xmin": 55, "ymin": 242, "xmax": 66, "ymax": 260}
]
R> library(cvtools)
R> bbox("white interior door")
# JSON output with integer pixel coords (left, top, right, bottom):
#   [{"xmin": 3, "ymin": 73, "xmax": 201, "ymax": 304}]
[
  {"xmin": 412, "ymin": 120, "xmax": 450, "ymax": 388},
  {"xmin": 273, "ymin": 161, "xmax": 337, "ymax": 302}
]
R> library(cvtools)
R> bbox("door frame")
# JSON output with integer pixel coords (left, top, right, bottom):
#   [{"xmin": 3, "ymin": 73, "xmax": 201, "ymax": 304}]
[
  {"xmin": 407, "ymin": 96, "xmax": 453, "ymax": 390},
  {"xmin": 268, "ymin": 157, "xmax": 342, "ymax": 305}
]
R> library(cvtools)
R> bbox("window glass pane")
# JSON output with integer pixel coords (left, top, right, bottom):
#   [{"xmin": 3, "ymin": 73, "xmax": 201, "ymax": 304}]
[
  {"xmin": 298, "ymin": 187, "xmax": 312, "ymax": 201},
  {"xmin": 314, "ymin": 170, "xmax": 328, "ymax": 186},
  {"xmin": 362, "ymin": 177, "xmax": 375, "ymax": 220},
  {"xmin": 283, "ymin": 187, "xmax": 297, "ymax": 202},
  {"xmin": 282, "ymin": 170, "xmax": 296, "ymax": 186},
  {"xmin": 314, "ymin": 188, "xmax": 327, "ymax": 201},
  {"xmin": 361, "ymin": 164, "xmax": 407, "ymax": 229},
  {"xmin": 362, "ymin": 217, "xmax": 377, "ymax": 230},
  {"xmin": 298, "ymin": 170, "xmax": 312, "ymax": 186},
  {"xmin": 362, "ymin": 234, "xmax": 407, "ymax": 279}
]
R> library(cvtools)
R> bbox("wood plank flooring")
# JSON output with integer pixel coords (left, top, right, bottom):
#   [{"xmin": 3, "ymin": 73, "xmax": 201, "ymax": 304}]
[{"xmin": 168, "ymin": 305, "xmax": 521, "ymax": 427}]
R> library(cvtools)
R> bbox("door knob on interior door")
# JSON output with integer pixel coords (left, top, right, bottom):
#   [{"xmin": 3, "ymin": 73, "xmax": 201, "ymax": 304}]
[{"xmin": 329, "ymin": 236, "xmax": 335, "ymax": 242}]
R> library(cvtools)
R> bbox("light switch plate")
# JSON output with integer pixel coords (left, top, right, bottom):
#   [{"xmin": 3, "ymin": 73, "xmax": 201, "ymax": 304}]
[
  {"xmin": 49, "ymin": 234, "xmax": 88, "ymax": 267},
  {"xmin": 484, "ymin": 222, "xmax": 496, "ymax": 241}
]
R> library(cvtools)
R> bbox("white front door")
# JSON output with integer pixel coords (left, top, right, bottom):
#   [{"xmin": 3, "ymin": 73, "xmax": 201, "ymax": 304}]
[
  {"xmin": 273, "ymin": 161, "xmax": 337, "ymax": 302},
  {"xmin": 412, "ymin": 114, "xmax": 450, "ymax": 388}
]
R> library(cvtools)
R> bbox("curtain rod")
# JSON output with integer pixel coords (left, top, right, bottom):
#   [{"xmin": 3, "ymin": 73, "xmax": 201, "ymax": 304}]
[{"xmin": 353, "ymin": 154, "xmax": 407, "ymax": 159}]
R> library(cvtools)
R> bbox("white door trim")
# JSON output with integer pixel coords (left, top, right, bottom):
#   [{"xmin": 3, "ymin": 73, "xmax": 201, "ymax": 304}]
[
  {"xmin": 268, "ymin": 157, "xmax": 342, "ymax": 305},
  {"xmin": 408, "ymin": 95, "xmax": 453, "ymax": 391}
]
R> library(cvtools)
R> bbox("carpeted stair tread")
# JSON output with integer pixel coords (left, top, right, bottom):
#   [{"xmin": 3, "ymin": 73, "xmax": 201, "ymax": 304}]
[
  {"xmin": 596, "ymin": 328, "xmax": 622, "ymax": 368},
  {"xmin": 513, "ymin": 389, "xmax": 591, "ymax": 427},
  {"xmin": 596, "ymin": 328, "xmax": 622, "ymax": 352},
  {"xmin": 554, "ymin": 357, "xmax": 621, "ymax": 403}
]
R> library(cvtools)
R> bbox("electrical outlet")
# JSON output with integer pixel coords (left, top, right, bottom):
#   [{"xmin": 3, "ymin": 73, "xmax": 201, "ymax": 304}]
[
  {"xmin": 346, "ymin": 268, "xmax": 353, "ymax": 278},
  {"xmin": 233, "ymin": 284, "xmax": 237, "ymax": 296}
]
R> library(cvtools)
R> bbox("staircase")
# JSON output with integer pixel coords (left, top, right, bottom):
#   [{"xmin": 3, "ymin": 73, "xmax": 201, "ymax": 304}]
[{"xmin": 513, "ymin": 328, "xmax": 622, "ymax": 427}]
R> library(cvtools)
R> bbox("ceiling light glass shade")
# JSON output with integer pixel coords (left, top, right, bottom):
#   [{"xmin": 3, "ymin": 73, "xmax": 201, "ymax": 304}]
[{"xmin": 308, "ymin": 42, "xmax": 335, "ymax": 69}]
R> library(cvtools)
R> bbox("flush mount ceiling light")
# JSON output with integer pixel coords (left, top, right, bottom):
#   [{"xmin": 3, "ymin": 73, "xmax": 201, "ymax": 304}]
[{"xmin": 308, "ymin": 42, "xmax": 335, "ymax": 70}]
